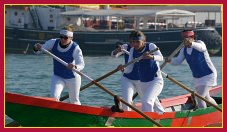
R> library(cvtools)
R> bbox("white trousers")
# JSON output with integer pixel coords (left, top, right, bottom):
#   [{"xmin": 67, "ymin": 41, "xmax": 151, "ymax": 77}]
[
  {"xmin": 121, "ymin": 76, "xmax": 142, "ymax": 111},
  {"xmin": 50, "ymin": 74, "xmax": 81, "ymax": 105},
  {"xmin": 140, "ymin": 78, "xmax": 165, "ymax": 113},
  {"xmin": 195, "ymin": 85, "xmax": 217, "ymax": 108}
]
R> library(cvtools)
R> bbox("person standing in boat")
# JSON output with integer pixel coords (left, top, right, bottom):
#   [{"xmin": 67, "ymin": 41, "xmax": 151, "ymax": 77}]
[
  {"xmin": 167, "ymin": 29, "xmax": 218, "ymax": 109},
  {"xmin": 111, "ymin": 31, "xmax": 142, "ymax": 111},
  {"xmin": 33, "ymin": 24, "xmax": 85, "ymax": 105},
  {"xmin": 111, "ymin": 41, "xmax": 130, "ymax": 60},
  {"xmin": 125, "ymin": 31, "xmax": 165, "ymax": 113}
]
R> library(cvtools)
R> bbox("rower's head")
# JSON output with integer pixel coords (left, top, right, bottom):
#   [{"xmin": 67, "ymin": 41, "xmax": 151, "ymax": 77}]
[
  {"xmin": 130, "ymin": 30, "xmax": 146, "ymax": 51},
  {"xmin": 128, "ymin": 30, "xmax": 137, "ymax": 47},
  {"xmin": 115, "ymin": 41, "xmax": 123, "ymax": 49},
  {"xmin": 59, "ymin": 25, "xmax": 74, "ymax": 45},
  {"xmin": 181, "ymin": 29, "xmax": 196, "ymax": 40}
]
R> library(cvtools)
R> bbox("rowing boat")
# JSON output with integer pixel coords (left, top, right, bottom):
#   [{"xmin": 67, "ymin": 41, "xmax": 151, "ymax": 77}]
[{"xmin": 5, "ymin": 86, "xmax": 222, "ymax": 127}]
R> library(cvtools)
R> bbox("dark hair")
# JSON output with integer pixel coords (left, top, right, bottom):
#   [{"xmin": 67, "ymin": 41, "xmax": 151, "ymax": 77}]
[
  {"xmin": 131, "ymin": 30, "xmax": 146, "ymax": 41},
  {"xmin": 115, "ymin": 41, "xmax": 123, "ymax": 48},
  {"xmin": 182, "ymin": 29, "xmax": 196, "ymax": 39},
  {"xmin": 182, "ymin": 29, "xmax": 193, "ymax": 33},
  {"xmin": 129, "ymin": 30, "xmax": 136, "ymax": 39}
]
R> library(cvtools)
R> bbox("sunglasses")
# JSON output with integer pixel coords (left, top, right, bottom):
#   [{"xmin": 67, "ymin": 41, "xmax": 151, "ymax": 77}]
[
  {"xmin": 130, "ymin": 40, "xmax": 142, "ymax": 43},
  {"xmin": 60, "ymin": 36, "xmax": 69, "ymax": 40}
]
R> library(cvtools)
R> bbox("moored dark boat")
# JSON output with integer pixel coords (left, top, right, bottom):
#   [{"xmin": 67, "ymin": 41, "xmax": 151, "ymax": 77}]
[
  {"xmin": 215, "ymin": 25, "xmax": 222, "ymax": 36},
  {"xmin": 5, "ymin": 86, "xmax": 222, "ymax": 127},
  {"xmin": 214, "ymin": 25, "xmax": 222, "ymax": 56},
  {"xmin": 6, "ymin": 27, "xmax": 222, "ymax": 56}
]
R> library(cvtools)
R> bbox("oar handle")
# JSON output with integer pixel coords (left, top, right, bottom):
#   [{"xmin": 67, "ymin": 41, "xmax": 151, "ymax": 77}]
[
  {"xmin": 160, "ymin": 42, "xmax": 184, "ymax": 69},
  {"xmin": 42, "ymin": 48, "xmax": 68, "ymax": 66},
  {"xmin": 161, "ymin": 71, "xmax": 222, "ymax": 112},
  {"xmin": 42, "ymin": 48, "xmax": 163, "ymax": 127},
  {"xmin": 41, "ymin": 48, "xmax": 94, "ymax": 80},
  {"xmin": 124, "ymin": 47, "xmax": 159, "ymax": 68}
]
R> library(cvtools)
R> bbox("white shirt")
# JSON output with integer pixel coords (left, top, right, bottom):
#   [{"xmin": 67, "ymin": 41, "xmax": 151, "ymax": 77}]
[
  {"xmin": 34, "ymin": 39, "xmax": 85, "ymax": 71},
  {"xmin": 171, "ymin": 41, "xmax": 217, "ymax": 87}
]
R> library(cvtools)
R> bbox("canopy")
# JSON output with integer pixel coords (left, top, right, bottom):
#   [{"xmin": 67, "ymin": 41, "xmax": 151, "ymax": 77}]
[
  {"xmin": 155, "ymin": 9, "xmax": 195, "ymax": 17},
  {"xmin": 154, "ymin": 9, "xmax": 195, "ymax": 30},
  {"xmin": 60, "ymin": 9, "xmax": 195, "ymax": 17},
  {"xmin": 60, "ymin": 9, "xmax": 196, "ymax": 30}
]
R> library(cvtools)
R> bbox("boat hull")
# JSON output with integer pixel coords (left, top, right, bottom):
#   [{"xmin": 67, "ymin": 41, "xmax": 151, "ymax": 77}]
[
  {"xmin": 215, "ymin": 26, "xmax": 222, "ymax": 36},
  {"xmin": 5, "ymin": 102, "xmax": 222, "ymax": 127},
  {"xmin": 5, "ymin": 86, "xmax": 222, "ymax": 127}
]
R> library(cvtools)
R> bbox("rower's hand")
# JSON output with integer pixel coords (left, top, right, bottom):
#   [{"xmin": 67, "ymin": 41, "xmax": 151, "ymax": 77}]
[
  {"xmin": 164, "ymin": 57, "xmax": 171, "ymax": 63},
  {"xmin": 67, "ymin": 63, "xmax": 77, "ymax": 70},
  {"xmin": 117, "ymin": 64, "xmax": 124, "ymax": 72},
  {"xmin": 143, "ymin": 51, "xmax": 154, "ymax": 60},
  {"xmin": 33, "ymin": 43, "xmax": 42, "ymax": 51}
]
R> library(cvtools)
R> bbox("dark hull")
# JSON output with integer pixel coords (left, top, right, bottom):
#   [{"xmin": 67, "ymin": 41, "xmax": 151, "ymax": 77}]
[
  {"xmin": 215, "ymin": 26, "xmax": 222, "ymax": 56},
  {"xmin": 215, "ymin": 26, "xmax": 222, "ymax": 36},
  {"xmin": 5, "ymin": 27, "xmax": 222, "ymax": 56}
]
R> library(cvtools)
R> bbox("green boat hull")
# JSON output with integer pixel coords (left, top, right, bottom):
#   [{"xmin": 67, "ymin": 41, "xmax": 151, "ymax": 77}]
[{"xmin": 6, "ymin": 102, "xmax": 222, "ymax": 127}]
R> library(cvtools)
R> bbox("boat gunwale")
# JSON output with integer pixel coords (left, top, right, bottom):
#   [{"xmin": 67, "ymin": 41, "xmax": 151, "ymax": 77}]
[{"xmin": 6, "ymin": 86, "xmax": 222, "ymax": 119}]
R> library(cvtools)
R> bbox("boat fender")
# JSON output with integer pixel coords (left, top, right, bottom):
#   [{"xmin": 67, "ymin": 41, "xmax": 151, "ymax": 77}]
[{"xmin": 111, "ymin": 95, "xmax": 124, "ymax": 113}]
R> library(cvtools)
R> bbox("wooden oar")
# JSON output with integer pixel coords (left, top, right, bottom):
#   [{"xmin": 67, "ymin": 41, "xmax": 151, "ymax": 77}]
[
  {"xmin": 60, "ymin": 47, "xmax": 159, "ymax": 101},
  {"xmin": 132, "ymin": 42, "xmax": 184, "ymax": 100},
  {"xmin": 160, "ymin": 42, "xmax": 184, "ymax": 69},
  {"xmin": 42, "ymin": 47, "xmax": 163, "ymax": 127},
  {"xmin": 161, "ymin": 71, "xmax": 222, "ymax": 112},
  {"xmin": 22, "ymin": 43, "xmax": 30, "ymax": 54}
]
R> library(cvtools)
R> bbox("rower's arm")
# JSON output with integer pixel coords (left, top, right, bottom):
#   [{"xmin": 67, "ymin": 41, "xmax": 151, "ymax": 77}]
[
  {"xmin": 149, "ymin": 43, "xmax": 163, "ymax": 61},
  {"xmin": 191, "ymin": 40, "xmax": 207, "ymax": 52},
  {"xmin": 111, "ymin": 44, "xmax": 128, "ymax": 57},
  {"xmin": 33, "ymin": 39, "xmax": 55, "ymax": 54},
  {"xmin": 170, "ymin": 48, "xmax": 185, "ymax": 65}
]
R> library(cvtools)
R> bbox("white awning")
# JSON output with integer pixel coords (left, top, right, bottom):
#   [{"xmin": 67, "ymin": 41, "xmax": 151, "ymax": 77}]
[
  {"xmin": 60, "ymin": 9, "xmax": 196, "ymax": 30},
  {"xmin": 155, "ymin": 9, "xmax": 195, "ymax": 17},
  {"xmin": 60, "ymin": 9, "xmax": 195, "ymax": 17}
]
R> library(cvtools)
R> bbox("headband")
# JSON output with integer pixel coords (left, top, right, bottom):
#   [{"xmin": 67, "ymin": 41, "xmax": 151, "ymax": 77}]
[
  {"xmin": 131, "ymin": 36, "xmax": 145, "ymax": 41},
  {"xmin": 60, "ymin": 30, "xmax": 73, "ymax": 37},
  {"xmin": 182, "ymin": 31, "xmax": 194, "ymax": 37}
]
